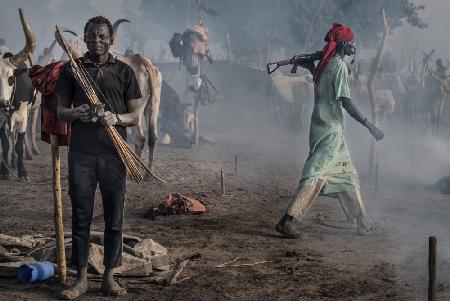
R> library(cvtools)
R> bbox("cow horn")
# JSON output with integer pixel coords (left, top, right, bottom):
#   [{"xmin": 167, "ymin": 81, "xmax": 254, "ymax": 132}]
[
  {"xmin": 48, "ymin": 39, "xmax": 57, "ymax": 54},
  {"xmin": 9, "ymin": 8, "xmax": 36, "ymax": 67},
  {"xmin": 54, "ymin": 27, "xmax": 83, "ymax": 59},
  {"xmin": 38, "ymin": 39, "xmax": 57, "ymax": 65},
  {"xmin": 111, "ymin": 18, "xmax": 130, "ymax": 52},
  {"xmin": 113, "ymin": 18, "xmax": 131, "ymax": 36}
]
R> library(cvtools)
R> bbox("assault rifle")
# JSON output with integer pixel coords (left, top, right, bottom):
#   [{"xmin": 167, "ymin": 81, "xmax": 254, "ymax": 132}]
[{"xmin": 267, "ymin": 51, "xmax": 323, "ymax": 75}]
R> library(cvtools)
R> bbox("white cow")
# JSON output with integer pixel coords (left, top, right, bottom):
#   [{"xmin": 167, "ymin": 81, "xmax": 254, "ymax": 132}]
[
  {"xmin": 351, "ymin": 73, "xmax": 399, "ymax": 125},
  {"xmin": 0, "ymin": 9, "xmax": 36, "ymax": 181},
  {"xmin": 269, "ymin": 71, "xmax": 313, "ymax": 129}
]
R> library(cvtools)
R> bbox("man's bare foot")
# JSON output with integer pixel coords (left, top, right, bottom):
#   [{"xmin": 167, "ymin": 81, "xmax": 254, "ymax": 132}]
[
  {"xmin": 58, "ymin": 278, "xmax": 88, "ymax": 300},
  {"xmin": 100, "ymin": 281, "xmax": 127, "ymax": 297}
]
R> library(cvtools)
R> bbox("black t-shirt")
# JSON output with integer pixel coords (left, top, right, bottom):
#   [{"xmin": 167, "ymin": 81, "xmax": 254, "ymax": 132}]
[{"xmin": 55, "ymin": 53, "xmax": 142, "ymax": 154}]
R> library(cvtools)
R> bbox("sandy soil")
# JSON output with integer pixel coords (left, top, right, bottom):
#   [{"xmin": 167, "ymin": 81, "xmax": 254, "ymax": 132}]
[{"xmin": 1, "ymin": 128, "xmax": 450, "ymax": 301}]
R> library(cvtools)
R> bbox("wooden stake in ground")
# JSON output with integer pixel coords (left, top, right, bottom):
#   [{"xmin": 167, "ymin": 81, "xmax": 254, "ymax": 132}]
[
  {"xmin": 220, "ymin": 168, "xmax": 225, "ymax": 195},
  {"xmin": 194, "ymin": 98, "xmax": 199, "ymax": 145},
  {"xmin": 234, "ymin": 155, "xmax": 238, "ymax": 176},
  {"xmin": 50, "ymin": 134, "xmax": 67, "ymax": 284},
  {"xmin": 225, "ymin": 32, "xmax": 231, "ymax": 62},
  {"xmin": 367, "ymin": 9, "xmax": 389, "ymax": 178},
  {"xmin": 428, "ymin": 236, "xmax": 437, "ymax": 301},
  {"xmin": 374, "ymin": 163, "xmax": 379, "ymax": 195}
]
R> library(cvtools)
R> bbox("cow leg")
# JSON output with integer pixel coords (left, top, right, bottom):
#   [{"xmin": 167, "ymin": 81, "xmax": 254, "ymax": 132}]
[
  {"xmin": 24, "ymin": 130, "xmax": 33, "ymax": 160},
  {"xmin": 144, "ymin": 112, "xmax": 158, "ymax": 181},
  {"xmin": 10, "ymin": 103, "xmax": 29, "ymax": 169},
  {"xmin": 10, "ymin": 132, "xmax": 17, "ymax": 169},
  {"xmin": 31, "ymin": 96, "xmax": 41, "ymax": 155},
  {"xmin": 143, "ymin": 91, "xmax": 160, "ymax": 181},
  {"xmin": 28, "ymin": 107, "xmax": 40, "ymax": 155},
  {"xmin": 0, "ymin": 127, "xmax": 9, "ymax": 180},
  {"xmin": 15, "ymin": 132, "xmax": 28, "ymax": 181},
  {"xmin": 299, "ymin": 104, "xmax": 305, "ymax": 129},
  {"xmin": 133, "ymin": 118, "xmax": 146, "ymax": 159}
]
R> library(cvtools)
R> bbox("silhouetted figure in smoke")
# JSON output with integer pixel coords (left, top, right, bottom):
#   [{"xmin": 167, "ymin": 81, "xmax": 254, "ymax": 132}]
[{"xmin": 435, "ymin": 59, "xmax": 447, "ymax": 80}]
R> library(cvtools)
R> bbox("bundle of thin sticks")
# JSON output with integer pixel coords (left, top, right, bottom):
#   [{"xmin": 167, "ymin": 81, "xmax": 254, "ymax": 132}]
[{"xmin": 56, "ymin": 26, "xmax": 165, "ymax": 183}]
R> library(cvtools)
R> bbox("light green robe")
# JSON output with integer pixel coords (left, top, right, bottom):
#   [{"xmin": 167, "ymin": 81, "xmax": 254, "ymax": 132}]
[{"xmin": 299, "ymin": 56, "xmax": 359, "ymax": 197}]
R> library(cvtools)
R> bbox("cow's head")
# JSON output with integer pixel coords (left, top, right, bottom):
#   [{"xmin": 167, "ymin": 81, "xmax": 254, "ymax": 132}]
[{"xmin": 0, "ymin": 9, "xmax": 35, "ymax": 108}]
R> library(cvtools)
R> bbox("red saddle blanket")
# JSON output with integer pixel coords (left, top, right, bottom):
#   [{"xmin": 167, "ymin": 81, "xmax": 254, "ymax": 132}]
[
  {"xmin": 29, "ymin": 61, "xmax": 70, "ymax": 146},
  {"xmin": 30, "ymin": 61, "xmax": 66, "ymax": 96}
]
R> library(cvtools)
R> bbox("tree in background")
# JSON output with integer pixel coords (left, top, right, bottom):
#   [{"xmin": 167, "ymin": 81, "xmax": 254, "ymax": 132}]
[
  {"xmin": 137, "ymin": 0, "xmax": 426, "ymax": 66},
  {"xmin": 287, "ymin": 0, "xmax": 427, "ymax": 51}
]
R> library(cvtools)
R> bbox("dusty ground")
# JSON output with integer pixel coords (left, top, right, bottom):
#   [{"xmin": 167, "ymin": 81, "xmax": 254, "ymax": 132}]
[{"xmin": 1, "ymin": 128, "xmax": 450, "ymax": 301}]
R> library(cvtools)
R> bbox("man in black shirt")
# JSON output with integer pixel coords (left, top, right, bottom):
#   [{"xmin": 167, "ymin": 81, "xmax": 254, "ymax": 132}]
[{"xmin": 55, "ymin": 16, "xmax": 142, "ymax": 298}]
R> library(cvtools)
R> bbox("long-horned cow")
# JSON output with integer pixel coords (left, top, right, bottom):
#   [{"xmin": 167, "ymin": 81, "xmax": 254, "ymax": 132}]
[
  {"xmin": 0, "ymin": 8, "xmax": 36, "ymax": 180},
  {"xmin": 55, "ymin": 20, "xmax": 162, "ymax": 176},
  {"xmin": 269, "ymin": 71, "xmax": 313, "ymax": 129}
]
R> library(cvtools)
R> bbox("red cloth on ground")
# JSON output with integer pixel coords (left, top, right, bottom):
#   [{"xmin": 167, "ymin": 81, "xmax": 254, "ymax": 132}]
[
  {"xmin": 313, "ymin": 23, "xmax": 354, "ymax": 83},
  {"xmin": 144, "ymin": 193, "xmax": 208, "ymax": 219}
]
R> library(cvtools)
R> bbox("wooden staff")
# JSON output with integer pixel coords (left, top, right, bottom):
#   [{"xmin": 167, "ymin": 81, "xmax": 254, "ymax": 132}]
[
  {"xmin": 234, "ymin": 155, "xmax": 238, "ymax": 176},
  {"xmin": 50, "ymin": 134, "xmax": 67, "ymax": 284},
  {"xmin": 29, "ymin": 51, "xmax": 67, "ymax": 283},
  {"xmin": 194, "ymin": 98, "xmax": 199, "ymax": 145},
  {"xmin": 374, "ymin": 163, "xmax": 379, "ymax": 195},
  {"xmin": 428, "ymin": 236, "xmax": 437, "ymax": 301},
  {"xmin": 225, "ymin": 32, "xmax": 231, "ymax": 62},
  {"xmin": 220, "ymin": 168, "xmax": 225, "ymax": 195},
  {"xmin": 367, "ymin": 9, "xmax": 389, "ymax": 178}
]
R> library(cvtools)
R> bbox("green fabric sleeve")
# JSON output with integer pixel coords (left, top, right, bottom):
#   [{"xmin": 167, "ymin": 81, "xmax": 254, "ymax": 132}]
[{"xmin": 333, "ymin": 62, "xmax": 351, "ymax": 100}]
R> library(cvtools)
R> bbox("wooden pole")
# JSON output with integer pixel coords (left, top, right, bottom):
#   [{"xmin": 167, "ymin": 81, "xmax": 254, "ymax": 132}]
[
  {"xmin": 220, "ymin": 168, "xmax": 225, "ymax": 195},
  {"xmin": 225, "ymin": 32, "xmax": 231, "ymax": 62},
  {"xmin": 367, "ymin": 9, "xmax": 389, "ymax": 178},
  {"xmin": 374, "ymin": 163, "xmax": 379, "ymax": 195},
  {"xmin": 234, "ymin": 155, "xmax": 238, "ymax": 176},
  {"xmin": 194, "ymin": 98, "xmax": 199, "ymax": 145},
  {"xmin": 428, "ymin": 236, "xmax": 437, "ymax": 301},
  {"xmin": 50, "ymin": 134, "xmax": 67, "ymax": 284}
]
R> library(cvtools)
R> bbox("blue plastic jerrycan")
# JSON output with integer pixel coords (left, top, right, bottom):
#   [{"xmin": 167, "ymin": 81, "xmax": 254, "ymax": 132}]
[{"xmin": 18, "ymin": 261, "xmax": 55, "ymax": 283}]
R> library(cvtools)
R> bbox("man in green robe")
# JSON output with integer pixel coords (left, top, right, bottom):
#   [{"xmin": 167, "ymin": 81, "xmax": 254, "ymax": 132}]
[{"xmin": 276, "ymin": 23, "xmax": 384, "ymax": 239}]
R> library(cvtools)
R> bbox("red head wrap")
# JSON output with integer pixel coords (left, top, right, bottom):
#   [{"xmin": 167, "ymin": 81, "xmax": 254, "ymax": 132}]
[{"xmin": 313, "ymin": 23, "xmax": 354, "ymax": 82}]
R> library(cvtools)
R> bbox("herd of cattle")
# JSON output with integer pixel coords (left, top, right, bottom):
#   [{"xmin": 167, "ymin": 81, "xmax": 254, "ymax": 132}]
[
  {"xmin": 0, "ymin": 9, "xmax": 449, "ymax": 182},
  {"xmin": 268, "ymin": 51, "xmax": 450, "ymax": 136}
]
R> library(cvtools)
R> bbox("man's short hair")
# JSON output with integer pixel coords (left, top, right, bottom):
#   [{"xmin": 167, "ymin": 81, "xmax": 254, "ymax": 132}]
[{"xmin": 84, "ymin": 16, "xmax": 114, "ymax": 37}]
